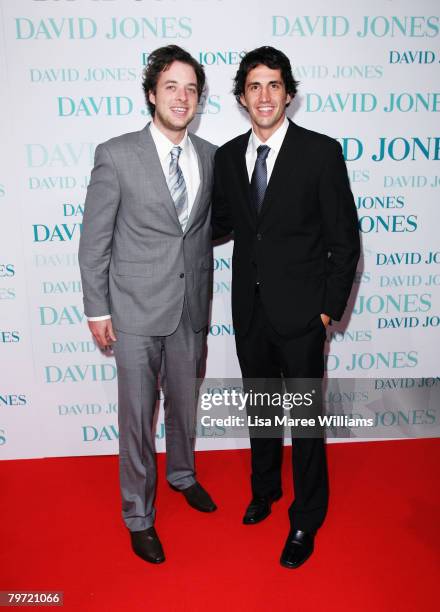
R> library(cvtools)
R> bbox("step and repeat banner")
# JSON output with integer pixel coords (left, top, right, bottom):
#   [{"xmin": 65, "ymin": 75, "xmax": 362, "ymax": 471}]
[{"xmin": 0, "ymin": 0, "xmax": 439, "ymax": 459}]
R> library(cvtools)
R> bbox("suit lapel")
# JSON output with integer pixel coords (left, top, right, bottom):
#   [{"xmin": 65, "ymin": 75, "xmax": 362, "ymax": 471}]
[
  {"xmin": 258, "ymin": 121, "xmax": 303, "ymax": 224},
  {"xmin": 234, "ymin": 130, "xmax": 256, "ymax": 227},
  {"xmin": 184, "ymin": 133, "xmax": 204, "ymax": 234},
  {"xmin": 136, "ymin": 124, "xmax": 182, "ymax": 231}
]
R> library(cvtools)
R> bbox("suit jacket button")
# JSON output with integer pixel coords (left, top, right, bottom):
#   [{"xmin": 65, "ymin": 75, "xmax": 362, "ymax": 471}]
[
  {"xmin": 179, "ymin": 273, "xmax": 185, "ymax": 278},
  {"xmin": 256, "ymin": 233, "xmax": 262, "ymax": 240}
]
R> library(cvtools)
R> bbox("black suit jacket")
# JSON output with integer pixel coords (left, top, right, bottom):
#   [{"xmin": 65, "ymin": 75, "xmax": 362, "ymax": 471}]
[{"xmin": 212, "ymin": 120, "xmax": 360, "ymax": 337}]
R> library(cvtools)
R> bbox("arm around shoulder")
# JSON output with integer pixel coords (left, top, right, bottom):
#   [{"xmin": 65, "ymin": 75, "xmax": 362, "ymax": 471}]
[{"xmin": 211, "ymin": 149, "xmax": 233, "ymax": 240}]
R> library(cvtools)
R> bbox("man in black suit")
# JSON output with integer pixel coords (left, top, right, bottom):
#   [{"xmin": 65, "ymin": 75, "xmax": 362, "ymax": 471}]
[{"xmin": 212, "ymin": 47, "xmax": 360, "ymax": 568}]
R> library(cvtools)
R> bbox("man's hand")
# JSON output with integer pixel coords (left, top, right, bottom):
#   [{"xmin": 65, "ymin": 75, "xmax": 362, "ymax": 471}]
[
  {"xmin": 320, "ymin": 313, "xmax": 331, "ymax": 328},
  {"xmin": 88, "ymin": 319, "xmax": 117, "ymax": 349}
]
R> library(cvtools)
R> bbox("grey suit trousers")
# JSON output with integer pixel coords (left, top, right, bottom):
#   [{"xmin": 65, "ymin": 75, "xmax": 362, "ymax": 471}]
[{"xmin": 113, "ymin": 302, "xmax": 206, "ymax": 532}]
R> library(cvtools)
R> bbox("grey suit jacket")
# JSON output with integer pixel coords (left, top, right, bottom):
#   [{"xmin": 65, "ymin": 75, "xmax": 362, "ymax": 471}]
[{"xmin": 78, "ymin": 124, "xmax": 216, "ymax": 336}]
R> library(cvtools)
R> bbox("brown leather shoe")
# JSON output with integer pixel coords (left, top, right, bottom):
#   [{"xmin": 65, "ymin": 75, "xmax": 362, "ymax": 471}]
[
  {"xmin": 181, "ymin": 482, "xmax": 217, "ymax": 512},
  {"xmin": 130, "ymin": 527, "xmax": 165, "ymax": 564}
]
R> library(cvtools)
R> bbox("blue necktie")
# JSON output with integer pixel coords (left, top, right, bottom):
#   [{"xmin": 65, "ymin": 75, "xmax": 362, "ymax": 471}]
[
  {"xmin": 250, "ymin": 145, "xmax": 270, "ymax": 214},
  {"xmin": 167, "ymin": 146, "xmax": 188, "ymax": 229}
]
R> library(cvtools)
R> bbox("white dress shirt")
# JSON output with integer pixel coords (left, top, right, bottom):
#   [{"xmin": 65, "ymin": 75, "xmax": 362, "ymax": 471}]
[
  {"xmin": 245, "ymin": 115, "xmax": 289, "ymax": 183},
  {"xmin": 87, "ymin": 121, "xmax": 201, "ymax": 322}
]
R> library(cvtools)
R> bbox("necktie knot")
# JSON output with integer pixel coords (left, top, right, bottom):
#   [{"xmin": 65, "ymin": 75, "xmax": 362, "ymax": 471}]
[
  {"xmin": 256, "ymin": 144, "xmax": 270, "ymax": 161},
  {"xmin": 170, "ymin": 145, "xmax": 182, "ymax": 162}
]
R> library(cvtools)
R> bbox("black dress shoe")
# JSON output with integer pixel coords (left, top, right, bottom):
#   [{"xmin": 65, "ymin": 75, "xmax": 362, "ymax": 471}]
[
  {"xmin": 181, "ymin": 482, "xmax": 217, "ymax": 512},
  {"xmin": 242, "ymin": 492, "xmax": 282, "ymax": 525},
  {"xmin": 130, "ymin": 527, "xmax": 165, "ymax": 564},
  {"xmin": 280, "ymin": 529, "xmax": 315, "ymax": 569}
]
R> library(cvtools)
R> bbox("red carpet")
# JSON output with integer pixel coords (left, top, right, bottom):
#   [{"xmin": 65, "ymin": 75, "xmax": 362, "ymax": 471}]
[{"xmin": 1, "ymin": 440, "xmax": 438, "ymax": 611}]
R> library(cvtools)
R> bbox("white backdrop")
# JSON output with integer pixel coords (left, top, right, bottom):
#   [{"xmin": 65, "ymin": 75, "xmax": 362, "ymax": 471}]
[{"xmin": 0, "ymin": 0, "xmax": 439, "ymax": 459}]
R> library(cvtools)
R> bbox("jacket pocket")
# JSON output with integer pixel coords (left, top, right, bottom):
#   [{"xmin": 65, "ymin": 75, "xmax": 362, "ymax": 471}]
[{"xmin": 114, "ymin": 261, "xmax": 153, "ymax": 277}]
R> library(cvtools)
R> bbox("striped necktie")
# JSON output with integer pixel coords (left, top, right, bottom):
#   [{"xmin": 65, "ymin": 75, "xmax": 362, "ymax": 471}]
[
  {"xmin": 167, "ymin": 145, "xmax": 188, "ymax": 229},
  {"xmin": 250, "ymin": 144, "xmax": 270, "ymax": 214}
]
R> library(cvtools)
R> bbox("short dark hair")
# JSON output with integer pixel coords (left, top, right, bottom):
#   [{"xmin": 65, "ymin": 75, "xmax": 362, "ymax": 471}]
[
  {"xmin": 233, "ymin": 46, "xmax": 299, "ymax": 108},
  {"xmin": 142, "ymin": 45, "xmax": 206, "ymax": 116}
]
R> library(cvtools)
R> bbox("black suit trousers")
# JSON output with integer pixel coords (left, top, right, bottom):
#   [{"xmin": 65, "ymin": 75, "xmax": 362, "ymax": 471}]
[{"xmin": 235, "ymin": 291, "xmax": 329, "ymax": 533}]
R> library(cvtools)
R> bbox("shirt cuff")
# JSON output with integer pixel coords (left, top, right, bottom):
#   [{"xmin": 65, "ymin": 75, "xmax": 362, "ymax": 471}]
[{"xmin": 87, "ymin": 315, "xmax": 111, "ymax": 321}]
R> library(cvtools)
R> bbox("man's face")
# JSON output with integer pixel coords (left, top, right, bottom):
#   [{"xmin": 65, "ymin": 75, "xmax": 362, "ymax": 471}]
[
  {"xmin": 149, "ymin": 60, "xmax": 199, "ymax": 133},
  {"xmin": 240, "ymin": 64, "xmax": 291, "ymax": 136}
]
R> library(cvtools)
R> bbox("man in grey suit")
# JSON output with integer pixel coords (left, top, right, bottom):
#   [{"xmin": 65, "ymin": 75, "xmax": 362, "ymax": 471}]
[{"xmin": 78, "ymin": 45, "xmax": 217, "ymax": 564}]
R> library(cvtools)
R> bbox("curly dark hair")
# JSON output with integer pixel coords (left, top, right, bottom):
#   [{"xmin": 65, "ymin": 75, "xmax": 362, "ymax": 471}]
[
  {"xmin": 233, "ymin": 46, "xmax": 299, "ymax": 108},
  {"xmin": 142, "ymin": 45, "xmax": 206, "ymax": 116}
]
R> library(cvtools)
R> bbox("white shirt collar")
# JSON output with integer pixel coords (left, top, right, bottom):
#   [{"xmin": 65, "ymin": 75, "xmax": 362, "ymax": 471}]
[
  {"xmin": 149, "ymin": 120, "xmax": 189, "ymax": 163},
  {"xmin": 250, "ymin": 116, "xmax": 289, "ymax": 155}
]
